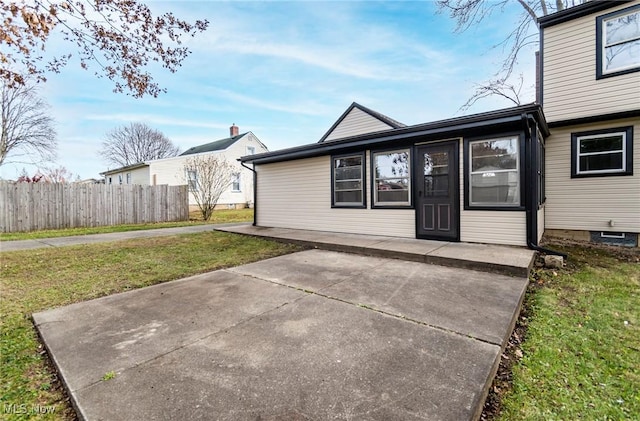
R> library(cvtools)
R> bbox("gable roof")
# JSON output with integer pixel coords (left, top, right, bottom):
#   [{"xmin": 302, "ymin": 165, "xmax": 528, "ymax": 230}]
[
  {"xmin": 180, "ymin": 132, "xmax": 248, "ymax": 156},
  {"xmin": 318, "ymin": 102, "xmax": 406, "ymax": 143},
  {"xmin": 242, "ymin": 103, "xmax": 548, "ymax": 165}
]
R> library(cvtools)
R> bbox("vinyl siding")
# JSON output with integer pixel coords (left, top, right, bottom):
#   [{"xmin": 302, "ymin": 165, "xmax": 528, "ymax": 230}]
[
  {"xmin": 257, "ymin": 142, "xmax": 528, "ymax": 246},
  {"xmin": 545, "ymin": 118, "xmax": 640, "ymax": 232},
  {"xmin": 256, "ymin": 154, "xmax": 415, "ymax": 237},
  {"xmin": 457, "ymin": 140, "xmax": 527, "ymax": 246},
  {"xmin": 542, "ymin": 1, "xmax": 640, "ymax": 122},
  {"xmin": 147, "ymin": 133, "xmax": 267, "ymax": 206},
  {"xmin": 537, "ymin": 206, "xmax": 545, "ymax": 243},
  {"xmin": 105, "ymin": 167, "xmax": 149, "ymax": 185},
  {"xmin": 323, "ymin": 108, "xmax": 394, "ymax": 142}
]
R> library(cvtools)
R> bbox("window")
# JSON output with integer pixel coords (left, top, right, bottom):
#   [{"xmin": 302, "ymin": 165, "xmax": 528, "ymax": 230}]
[
  {"xmin": 596, "ymin": 4, "xmax": 640, "ymax": 78},
  {"xmin": 246, "ymin": 146, "xmax": 256, "ymax": 155},
  {"xmin": 332, "ymin": 153, "xmax": 365, "ymax": 207},
  {"xmin": 372, "ymin": 149, "xmax": 411, "ymax": 207},
  {"xmin": 571, "ymin": 126, "xmax": 633, "ymax": 177},
  {"xmin": 231, "ymin": 172, "xmax": 241, "ymax": 192},
  {"xmin": 186, "ymin": 170, "xmax": 198, "ymax": 191},
  {"xmin": 468, "ymin": 137, "xmax": 521, "ymax": 208},
  {"xmin": 126, "ymin": 173, "xmax": 131, "ymax": 184},
  {"xmin": 108, "ymin": 177, "xmax": 112, "ymax": 185},
  {"xmin": 118, "ymin": 174, "xmax": 123, "ymax": 185}
]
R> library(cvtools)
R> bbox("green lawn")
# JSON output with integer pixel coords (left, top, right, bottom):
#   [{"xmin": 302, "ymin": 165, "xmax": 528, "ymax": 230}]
[
  {"xmin": 0, "ymin": 208, "xmax": 253, "ymax": 241},
  {"xmin": 498, "ymin": 243, "xmax": 639, "ymax": 420},
  {"xmin": 0, "ymin": 231, "xmax": 299, "ymax": 420}
]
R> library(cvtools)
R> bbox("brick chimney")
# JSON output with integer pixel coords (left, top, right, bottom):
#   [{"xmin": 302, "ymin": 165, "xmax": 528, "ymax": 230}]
[{"xmin": 230, "ymin": 124, "xmax": 239, "ymax": 137}]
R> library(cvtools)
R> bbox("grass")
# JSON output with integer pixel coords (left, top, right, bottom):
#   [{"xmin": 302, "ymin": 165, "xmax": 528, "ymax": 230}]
[
  {"xmin": 0, "ymin": 231, "xmax": 300, "ymax": 420},
  {"xmin": 0, "ymin": 208, "xmax": 253, "ymax": 241},
  {"xmin": 497, "ymin": 243, "xmax": 639, "ymax": 420}
]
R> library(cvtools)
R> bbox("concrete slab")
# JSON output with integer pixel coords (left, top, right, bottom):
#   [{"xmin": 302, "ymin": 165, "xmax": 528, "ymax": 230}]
[
  {"xmin": 72, "ymin": 295, "xmax": 499, "ymax": 421},
  {"xmin": 229, "ymin": 249, "xmax": 383, "ymax": 291},
  {"xmin": 33, "ymin": 270, "xmax": 303, "ymax": 392},
  {"xmin": 215, "ymin": 225, "xmax": 536, "ymax": 277},
  {"xmin": 35, "ymin": 250, "xmax": 528, "ymax": 421}
]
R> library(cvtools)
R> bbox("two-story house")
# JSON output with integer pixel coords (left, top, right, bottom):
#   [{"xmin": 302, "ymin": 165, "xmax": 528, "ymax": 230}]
[
  {"xmin": 101, "ymin": 125, "xmax": 268, "ymax": 210},
  {"xmin": 237, "ymin": 1, "xmax": 639, "ymax": 248},
  {"xmin": 539, "ymin": 0, "xmax": 640, "ymax": 246}
]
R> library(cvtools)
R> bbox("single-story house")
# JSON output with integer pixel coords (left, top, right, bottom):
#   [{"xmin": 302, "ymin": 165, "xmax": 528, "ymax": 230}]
[{"xmin": 239, "ymin": 0, "xmax": 640, "ymax": 249}]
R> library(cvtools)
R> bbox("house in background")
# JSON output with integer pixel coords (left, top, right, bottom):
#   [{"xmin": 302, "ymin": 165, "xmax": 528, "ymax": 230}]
[
  {"xmin": 101, "ymin": 125, "xmax": 268, "ymax": 210},
  {"xmin": 240, "ymin": 0, "xmax": 639, "ymax": 248}
]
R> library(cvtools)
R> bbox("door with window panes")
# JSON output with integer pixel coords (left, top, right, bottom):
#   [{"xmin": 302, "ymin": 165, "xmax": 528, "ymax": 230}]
[{"xmin": 415, "ymin": 141, "xmax": 459, "ymax": 241}]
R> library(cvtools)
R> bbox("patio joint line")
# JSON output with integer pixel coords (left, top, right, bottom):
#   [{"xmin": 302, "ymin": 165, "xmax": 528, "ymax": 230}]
[{"xmin": 231, "ymin": 265, "xmax": 503, "ymax": 347}]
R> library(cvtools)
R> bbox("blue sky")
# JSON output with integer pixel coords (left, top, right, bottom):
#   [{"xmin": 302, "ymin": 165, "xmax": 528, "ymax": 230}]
[{"xmin": 1, "ymin": 0, "xmax": 537, "ymax": 180}]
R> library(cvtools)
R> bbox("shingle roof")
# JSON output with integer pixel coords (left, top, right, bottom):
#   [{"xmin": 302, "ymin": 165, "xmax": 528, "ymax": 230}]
[{"xmin": 179, "ymin": 132, "xmax": 248, "ymax": 156}]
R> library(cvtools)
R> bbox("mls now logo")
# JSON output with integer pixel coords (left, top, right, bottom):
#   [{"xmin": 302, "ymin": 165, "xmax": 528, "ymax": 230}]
[{"xmin": 3, "ymin": 403, "xmax": 56, "ymax": 415}]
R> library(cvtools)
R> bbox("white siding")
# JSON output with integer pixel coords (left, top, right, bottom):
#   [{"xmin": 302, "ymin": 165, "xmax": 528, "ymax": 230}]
[
  {"xmin": 537, "ymin": 206, "xmax": 545, "ymax": 243},
  {"xmin": 148, "ymin": 133, "xmax": 267, "ymax": 206},
  {"xmin": 256, "ymin": 154, "xmax": 415, "ymax": 237},
  {"xmin": 105, "ymin": 166, "xmax": 149, "ymax": 185},
  {"xmin": 457, "ymin": 140, "xmax": 527, "ymax": 246},
  {"xmin": 542, "ymin": 1, "xmax": 640, "ymax": 122},
  {"xmin": 323, "ymin": 108, "xmax": 394, "ymax": 142},
  {"xmin": 545, "ymin": 118, "xmax": 640, "ymax": 233}
]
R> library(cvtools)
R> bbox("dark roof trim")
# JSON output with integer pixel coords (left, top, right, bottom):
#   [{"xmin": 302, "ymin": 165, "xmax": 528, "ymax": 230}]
[
  {"xmin": 547, "ymin": 109, "xmax": 640, "ymax": 128},
  {"xmin": 538, "ymin": 0, "xmax": 632, "ymax": 28},
  {"xmin": 100, "ymin": 162, "xmax": 149, "ymax": 176},
  {"xmin": 180, "ymin": 132, "xmax": 248, "ymax": 156},
  {"xmin": 243, "ymin": 104, "xmax": 547, "ymax": 165},
  {"xmin": 318, "ymin": 102, "xmax": 405, "ymax": 143}
]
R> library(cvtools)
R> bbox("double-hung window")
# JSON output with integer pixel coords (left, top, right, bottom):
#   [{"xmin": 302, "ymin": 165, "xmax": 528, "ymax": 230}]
[
  {"xmin": 571, "ymin": 127, "xmax": 633, "ymax": 177},
  {"xmin": 332, "ymin": 154, "xmax": 365, "ymax": 207},
  {"xmin": 187, "ymin": 170, "xmax": 198, "ymax": 192},
  {"xmin": 231, "ymin": 172, "xmax": 241, "ymax": 192},
  {"xmin": 596, "ymin": 4, "xmax": 640, "ymax": 78},
  {"xmin": 372, "ymin": 149, "xmax": 411, "ymax": 207},
  {"xmin": 467, "ymin": 137, "xmax": 521, "ymax": 208}
]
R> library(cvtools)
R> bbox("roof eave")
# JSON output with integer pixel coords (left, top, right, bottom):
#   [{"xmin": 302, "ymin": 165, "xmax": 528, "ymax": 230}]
[{"xmin": 538, "ymin": 0, "xmax": 632, "ymax": 28}]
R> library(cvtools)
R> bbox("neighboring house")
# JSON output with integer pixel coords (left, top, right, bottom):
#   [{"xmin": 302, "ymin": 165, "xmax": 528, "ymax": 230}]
[
  {"xmin": 240, "ymin": 1, "xmax": 639, "ymax": 248},
  {"xmin": 101, "ymin": 125, "xmax": 268, "ymax": 209}
]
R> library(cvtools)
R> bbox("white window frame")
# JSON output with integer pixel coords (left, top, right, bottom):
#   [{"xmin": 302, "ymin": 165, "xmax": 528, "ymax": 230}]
[
  {"xmin": 231, "ymin": 172, "xmax": 241, "ymax": 192},
  {"xmin": 246, "ymin": 146, "xmax": 256, "ymax": 155},
  {"xmin": 575, "ymin": 131, "xmax": 627, "ymax": 176},
  {"xmin": 186, "ymin": 170, "xmax": 198, "ymax": 192},
  {"xmin": 372, "ymin": 148, "xmax": 411, "ymax": 207},
  {"xmin": 118, "ymin": 174, "xmax": 123, "ymax": 185},
  {"xmin": 468, "ymin": 136, "xmax": 521, "ymax": 208},
  {"xmin": 126, "ymin": 173, "xmax": 131, "ymax": 184},
  {"xmin": 332, "ymin": 154, "xmax": 365, "ymax": 207}
]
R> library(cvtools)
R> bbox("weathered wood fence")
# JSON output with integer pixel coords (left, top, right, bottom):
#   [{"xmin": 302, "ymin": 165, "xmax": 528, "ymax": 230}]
[{"xmin": 0, "ymin": 182, "xmax": 189, "ymax": 233}]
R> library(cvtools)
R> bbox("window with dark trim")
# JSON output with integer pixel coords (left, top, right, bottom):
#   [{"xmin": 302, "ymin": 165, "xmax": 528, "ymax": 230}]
[
  {"xmin": 372, "ymin": 148, "xmax": 411, "ymax": 207},
  {"xmin": 466, "ymin": 136, "xmax": 522, "ymax": 208},
  {"xmin": 331, "ymin": 153, "xmax": 365, "ymax": 208},
  {"xmin": 571, "ymin": 126, "xmax": 633, "ymax": 178},
  {"xmin": 537, "ymin": 133, "xmax": 546, "ymax": 207},
  {"xmin": 596, "ymin": 4, "xmax": 640, "ymax": 79}
]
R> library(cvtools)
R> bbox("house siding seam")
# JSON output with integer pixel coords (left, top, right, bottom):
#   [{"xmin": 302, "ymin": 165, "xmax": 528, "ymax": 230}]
[
  {"xmin": 542, "ymin": 1, "xmax": 640, "ymax": 122},
  {"xmin": 545, "ymin": 118, "xmax": 640, "ymax": 233},
  {"xmin": 323, "ymin": 108, "xmax": 395, "ymax": 142}
]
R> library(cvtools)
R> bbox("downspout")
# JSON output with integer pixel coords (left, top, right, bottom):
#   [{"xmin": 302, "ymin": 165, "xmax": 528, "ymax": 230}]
[
  {"xmin": 240, "ymin": 161, "xmax": 257, "ymax": 226},
  {"xmin": 521, "ymin": 114, "xmax": 567, "ymax": 258}
]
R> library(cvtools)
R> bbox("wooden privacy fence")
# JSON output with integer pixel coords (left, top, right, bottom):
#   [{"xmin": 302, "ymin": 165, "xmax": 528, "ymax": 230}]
[{"xmin": 0, "ymin": 182, "xmax": 189, "ymax": 233}]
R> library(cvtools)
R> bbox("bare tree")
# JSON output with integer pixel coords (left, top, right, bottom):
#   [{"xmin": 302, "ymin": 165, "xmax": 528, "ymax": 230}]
[
  {"xmin": 1, "ymin": 1, "xmax": 209, "ymax": 98},
  {"xmin": 436, "ymin": 0, "xmax": 579, "ymax": 110},
  {"xmin": 0, "ymin": 78, "xmax": 57, "ymax": 167},
  {"xmin": 100, "ymin": 122, "xmax": 180, "ymax": 167},
  {"xmin": 40, "ymin": 165, "xmax": 78, "ymax": 183},
  {"xmin": 183, "ymin": 155, "xmax": 235, "ymax": 221}
]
